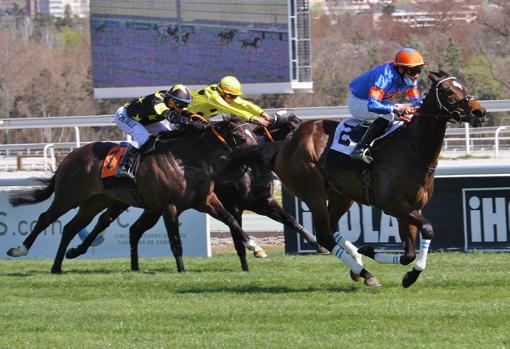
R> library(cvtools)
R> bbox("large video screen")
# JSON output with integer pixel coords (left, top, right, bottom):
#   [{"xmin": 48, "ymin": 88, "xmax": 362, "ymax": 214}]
[{"xmin": 90, "ymin": 0, "xmax": 310, "ymax": 98}]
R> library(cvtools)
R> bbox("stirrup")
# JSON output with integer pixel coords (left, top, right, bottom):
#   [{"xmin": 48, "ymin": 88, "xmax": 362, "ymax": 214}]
[
  {"xmin": 351, "ymin": 147, "xmax": 373, "ymax": 164},
  {"xmin": 115, "ymin": 166, "xmax": 134, "ymax": 180}
]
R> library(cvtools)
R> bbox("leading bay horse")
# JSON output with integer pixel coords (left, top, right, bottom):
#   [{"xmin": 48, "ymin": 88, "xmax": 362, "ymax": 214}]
[
  {"xmin": 222, "ymin": 71, "xmax": 486, "ymax": 288},
  {"xmin": 7, "ymin": 121, "xmax": 261, "ymax": 273},
  {"xmin": 64, "ymin": 114, "xmax": 328, "ymax": 272}
]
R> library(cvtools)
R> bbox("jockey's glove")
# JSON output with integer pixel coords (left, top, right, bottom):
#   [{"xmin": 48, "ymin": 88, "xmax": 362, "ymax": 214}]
[{"xmin": 190, "ymin": 120, "xmax": 208, "ymax": 130}]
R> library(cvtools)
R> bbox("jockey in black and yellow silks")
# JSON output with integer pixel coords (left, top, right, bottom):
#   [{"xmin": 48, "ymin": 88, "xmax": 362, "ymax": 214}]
[{"xmin": 113, "ymin": 84, "xmax": 199, "ymax": 180}]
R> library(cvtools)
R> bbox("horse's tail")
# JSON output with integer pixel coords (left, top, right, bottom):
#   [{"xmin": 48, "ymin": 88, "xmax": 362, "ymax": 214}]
[
  {"xmin": 215, "ymin": 141, "xmax": 284, "ymax": 181},
  {"xmin": 9, "ymin": 176, "xmax": 56, "ymax": 207}
]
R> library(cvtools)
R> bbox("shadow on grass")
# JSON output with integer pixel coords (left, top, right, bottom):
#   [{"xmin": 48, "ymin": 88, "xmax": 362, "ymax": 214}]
[{"xmin": 175, "ymin": 284, "xmax": 359, "ymax": 294}]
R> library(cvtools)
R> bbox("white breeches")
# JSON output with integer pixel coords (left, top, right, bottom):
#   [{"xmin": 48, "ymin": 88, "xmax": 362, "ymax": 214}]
[
  {"xmin": 348, "ymin": 94, "xmax": 399, "ymax": 123},
  {"xmin": 114, "ymin": 106, "xmax": 173, "ymax": 149}
]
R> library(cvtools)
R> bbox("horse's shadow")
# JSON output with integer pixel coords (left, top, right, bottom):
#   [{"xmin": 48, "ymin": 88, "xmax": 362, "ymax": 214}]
[{"xmin": 175, "ymin": 284, "xmax": 359, "ymax": 294}]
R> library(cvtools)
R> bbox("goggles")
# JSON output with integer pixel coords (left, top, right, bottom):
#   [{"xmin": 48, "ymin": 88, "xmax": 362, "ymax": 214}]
[
  {"xmin": 405, "ymin": 66, "xmax": 424, "ymax": 75},
  {"xmin": 173, "ymin": 100, "xmax": 189, "ymax": 109}
]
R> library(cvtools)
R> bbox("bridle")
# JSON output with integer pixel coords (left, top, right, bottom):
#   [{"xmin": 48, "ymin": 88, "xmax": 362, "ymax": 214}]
[{"xmin": 418, "ymin": 76, "xmax": 474, "ymax": 123}]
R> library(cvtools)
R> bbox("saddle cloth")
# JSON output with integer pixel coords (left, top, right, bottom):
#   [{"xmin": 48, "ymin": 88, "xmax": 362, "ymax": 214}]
[
  {"xmin": 101, "ymin": 145, "xmax": 127, "ymax": 178},
  {"xmin": 330, "ymin": 118, "xmax": 404, "ymax": 156}
]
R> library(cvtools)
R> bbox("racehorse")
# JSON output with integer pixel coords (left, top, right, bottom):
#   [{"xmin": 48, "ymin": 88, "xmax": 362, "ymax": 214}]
[
  {"xmin": 6, "ymin": 121, "xmax": 262, "ymax": 273},
  {"xmin": 64, "ymin": 114, "xmax": 328, "ymax": 272},
  {"xmin": 220, "ymin": 71, "xmax": 486, "ymax": 288}
]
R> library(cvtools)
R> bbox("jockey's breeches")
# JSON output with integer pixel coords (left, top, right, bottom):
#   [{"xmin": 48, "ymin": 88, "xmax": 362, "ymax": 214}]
[
  {"xmin": 348, "ymin": 94, "xmax": 398, "ymax": 123},
  {"xmin": 114, "ymin": 106, "xmax": 173, "ymax": 148}
]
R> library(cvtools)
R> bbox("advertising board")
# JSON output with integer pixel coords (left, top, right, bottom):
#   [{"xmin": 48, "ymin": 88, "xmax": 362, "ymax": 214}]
[
  {"xmin": 0, "ymin": 189, "xmax": 210, "ymax": 259},
  {"xmin": 283, "ymin": 176, "xmax": 510, "ymax": 253}
]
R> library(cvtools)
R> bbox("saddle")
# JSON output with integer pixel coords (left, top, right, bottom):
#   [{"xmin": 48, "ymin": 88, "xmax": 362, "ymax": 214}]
[
  {"xmin": 330, "ymin": 118, "xmax": 403, "ymax": 157},
  {"xmin": 100, "ymin": 137, "xmax": 158, "ymax": 179}
]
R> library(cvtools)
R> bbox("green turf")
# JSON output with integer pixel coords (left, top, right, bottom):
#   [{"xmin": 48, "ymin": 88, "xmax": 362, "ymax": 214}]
[{"xmin": 0, "ymin": 252, "xmax": 509, "ymax": 349}]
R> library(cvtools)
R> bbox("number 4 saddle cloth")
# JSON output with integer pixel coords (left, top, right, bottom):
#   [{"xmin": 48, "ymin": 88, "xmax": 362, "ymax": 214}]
[
  {"xmin": 330, "ymin": 118, "xmax": 403, "ymax": 156},
  {"xmin": 100, "ymin": 145, "xmax": 127, "ymax": 179}
]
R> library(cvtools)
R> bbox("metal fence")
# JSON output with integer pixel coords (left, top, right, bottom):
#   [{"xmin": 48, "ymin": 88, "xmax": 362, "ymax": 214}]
[{"xmin": 1, "ymin": 100, "xmax": 510, "ymax": 170}]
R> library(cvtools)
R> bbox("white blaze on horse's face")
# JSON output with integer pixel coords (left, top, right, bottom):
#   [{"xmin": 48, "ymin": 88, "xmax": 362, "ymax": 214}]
[
  {"xmin": 244, "ymin": 129, "xmax": 257, "ymax": 144},
  {"xmin": 452, "ymin": 80, "xmax": 464, "ymax": 90}
]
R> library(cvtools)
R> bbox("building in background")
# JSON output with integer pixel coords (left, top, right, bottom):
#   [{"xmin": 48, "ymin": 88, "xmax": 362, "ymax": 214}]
[{"xmin": 25, "ymin": 0, "xmax": 89, "ymax": 18}]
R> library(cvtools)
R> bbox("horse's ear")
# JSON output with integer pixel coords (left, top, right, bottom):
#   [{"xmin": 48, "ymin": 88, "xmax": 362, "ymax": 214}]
[
  {"xmin": 428, "ymin": 71, "xmax": 440, "ymax": 82},
  {"xmin": 438, "ymin": 69, "xmax": 450, "ymax": 77}
]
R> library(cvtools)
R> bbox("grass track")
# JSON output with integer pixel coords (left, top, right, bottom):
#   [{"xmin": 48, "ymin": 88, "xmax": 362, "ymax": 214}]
[{"xmin": 0, "ymin": 251, "xmax": 509, "ymax": 348}]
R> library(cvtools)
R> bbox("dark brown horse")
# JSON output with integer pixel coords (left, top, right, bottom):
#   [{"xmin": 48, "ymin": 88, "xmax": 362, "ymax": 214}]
[
  {"xmin": 6, "ymin": 121, "xmax": 261, "ymax": 273},
  {"xmin": 64, "ymin": 114, "xmax": 328, "ymax": 272},
  {"xmin": 221, "ymin": 71, "xmax": 486, "ymax": 288}
]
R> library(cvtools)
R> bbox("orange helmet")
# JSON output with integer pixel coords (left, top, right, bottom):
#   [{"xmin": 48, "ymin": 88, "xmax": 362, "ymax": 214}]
[{"xmin": 394, "ymin": 48, "xmax": 425, "ymax": 67}]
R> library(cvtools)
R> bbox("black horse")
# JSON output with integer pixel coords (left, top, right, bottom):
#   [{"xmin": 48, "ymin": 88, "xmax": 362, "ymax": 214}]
[
  {"xmin": 65, "ymin": 115, "xmax": 328, "ymax": 272},
  {"xmin": 7, "ymin": 121, "xmax": 262, "ymax": 273}
]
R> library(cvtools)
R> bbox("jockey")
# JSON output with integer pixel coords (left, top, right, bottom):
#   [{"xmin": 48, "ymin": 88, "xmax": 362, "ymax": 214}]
[
  {"xmin": 114, "ymin": 84, "xmax": 196, "ymax": 179},
  {"xmin": 348, "ymin": 48, "xmax": 425, "ymax": 163},
  {"xmin": 187, "ymin": 76, "xmax": 280, "ymax": 127}
]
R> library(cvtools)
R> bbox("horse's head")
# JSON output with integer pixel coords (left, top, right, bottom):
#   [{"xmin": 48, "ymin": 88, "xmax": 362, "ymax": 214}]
[
  {"xmin": 209, "ymin": 120, "xmax": 258, "ymax": 150},
  {"xmin": 252, "ymin": 113, "xmax": 303, "ymax": 142},
  {"xmin": 426, "ymin": 70, "xmax": 486, "ymax": 127}
]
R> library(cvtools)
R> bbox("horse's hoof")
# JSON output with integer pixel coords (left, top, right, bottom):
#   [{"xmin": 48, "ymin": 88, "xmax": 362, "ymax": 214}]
[
  {"xmin": 402, "ymin": 268, "xmax": 422, "ymax": 288},
  {"xmin": 364, "ymin": 276, "xmax": 381, "ymax": 288},
  {"xmin": 317, "ymin": 246, "xmax": 330, "ymax": 255},
  {"xmin": 7, "ymin": 245, "xmax": 28, "ymax": 257},
  {"xmin": 350, "ymin": 270, "xmax": 361, "ymax": 282},
  {"xmin": 358, "ymin": 246, "xmax": 375, "ymax": 259},
  {"xmin": 51, "ymin": 267, "xmax": 63, "ymax": 274},
  {"xmin": 254, "ymin": 250, "xmax": 268, "ymax": 258},
  {"xmin": 65, "ymin": 248, "xmax": 80, "ymax": 259}
]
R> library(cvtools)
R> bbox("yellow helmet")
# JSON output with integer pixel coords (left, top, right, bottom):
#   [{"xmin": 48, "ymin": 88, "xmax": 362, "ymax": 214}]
[{"xmin": 218, "ymin": 76, "xmax": 242, "ymax": 96}]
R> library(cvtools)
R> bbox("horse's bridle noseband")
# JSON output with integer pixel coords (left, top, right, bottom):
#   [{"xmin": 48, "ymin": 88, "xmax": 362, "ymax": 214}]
[{"xmin": 434, "ymin": 76, "xmax": 474, "ymax": 123}]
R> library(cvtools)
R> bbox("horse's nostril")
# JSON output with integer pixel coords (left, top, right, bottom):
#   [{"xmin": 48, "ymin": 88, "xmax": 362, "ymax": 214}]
[{"xmin": 471, "ymin": 109, "xmax": 484, "ymax": 119}]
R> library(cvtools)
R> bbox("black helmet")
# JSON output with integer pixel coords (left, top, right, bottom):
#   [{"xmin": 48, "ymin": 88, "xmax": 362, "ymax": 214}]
[{"xmin": 165, "ymin": 84, "xmax": 193, "ymax": 105}]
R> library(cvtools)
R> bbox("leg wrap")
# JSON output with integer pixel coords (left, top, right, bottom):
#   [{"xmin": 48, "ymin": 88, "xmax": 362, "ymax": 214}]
[
  {"xmin": 332, "ymin": 245, "xmax": 363, "ymax": 275},
  {"xmin": 415, "ymin": 239, "xmax": 431, "ymax": 271},
  {"xmin": 334, "ymin": 232, "xmax": 363, "ymax": 266}
]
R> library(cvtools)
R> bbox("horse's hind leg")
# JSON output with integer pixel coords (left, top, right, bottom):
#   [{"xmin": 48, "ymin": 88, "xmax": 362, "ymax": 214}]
[
  {"xmin": 66, "ymin": 202, "xmax": 129, "ymax": 259},
  {"xmin": 249, "ymin": 197, "xmax": 329, "ymax": 254},
  {"xmin": 327, "ymin": 193, "xmax": 363, "ymax": 281},
  {"xmin": 129, "ymin": 210, "xmax": 161, "ymax": 271},
  {"xmin": 51, "ymin": 196, "xmax": 113, "ymax": 273},
  {"xmin": 7, "ymin": 198, "xmax": 76, "ymax": 257}
]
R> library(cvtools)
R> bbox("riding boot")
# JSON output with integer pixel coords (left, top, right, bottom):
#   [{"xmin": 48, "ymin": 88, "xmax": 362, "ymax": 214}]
[
  {"xmin": 116, "ymin": 145, "xmax": 138, "ymax": 180},
  {"xmin": 351, "ymin": 118, "xmax": 390, "ymax": 164}
]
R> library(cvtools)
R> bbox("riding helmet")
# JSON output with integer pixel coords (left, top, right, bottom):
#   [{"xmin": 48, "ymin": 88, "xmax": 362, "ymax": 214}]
[
  {"xmin": 394, "ymin": 48, "xmax": 425, "ymax": 67},
  {"xmin": 217, "ymin": 76, "xmax": 242, "ymax": 96},
  {"xmin": 165, "ymin": 84, "xmax": 193, "ymax": 104}
]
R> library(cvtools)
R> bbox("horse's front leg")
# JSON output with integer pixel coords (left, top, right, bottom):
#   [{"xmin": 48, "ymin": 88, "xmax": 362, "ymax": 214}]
[
  {"xmin": 402, "ymin": 211, "xmax": 433, "ymax": 288},
  {"xmin": 129, "ymin": 210, "xmax": 162, "ymax": 271},
  {"xmin": 161, "ymin": 206, "xmax": 185, "ymax": 273},
  {"xmin": 204, "ymin": 192, "xmax": 251, "ymax": 271}
]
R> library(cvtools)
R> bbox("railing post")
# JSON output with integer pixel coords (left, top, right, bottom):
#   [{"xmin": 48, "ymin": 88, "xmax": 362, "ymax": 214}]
[
  {"xmin": 494, "ymin": 126, "xmax": 508, "ymax": 158},
  {"xmin": 43, "ymin": 144, "xmax": 56, "ymax": 171},
  {"xmin": 465, "ymin": 123, "xmax": 471, "ymax": 155},
  {"xmin": 74, "ymin": 126, "xmax": 81, "ymax": 147}
]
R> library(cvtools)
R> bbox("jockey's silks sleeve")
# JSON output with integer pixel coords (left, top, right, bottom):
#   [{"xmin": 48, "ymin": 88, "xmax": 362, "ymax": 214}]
[
  {"xmin": 349, "ymin": 62, "xmax": 423, "ymax": 115},
  {"xmin": 124, "ymin": 90, "xmax": 172, "ymax": 125},
  {"xmin": 188, "ymin": 84, "xmax": 264, "ymax": 121}
]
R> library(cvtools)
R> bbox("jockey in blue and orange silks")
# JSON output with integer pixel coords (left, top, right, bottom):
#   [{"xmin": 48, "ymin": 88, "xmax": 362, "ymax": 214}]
[{"xmin": 348, "ymin": 48, "xmax": 425, "ymax": 163}]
